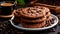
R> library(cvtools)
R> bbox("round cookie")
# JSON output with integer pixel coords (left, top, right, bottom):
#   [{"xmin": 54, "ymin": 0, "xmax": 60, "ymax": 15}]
[
  {"xmin": 21, "ymin": 16, "xmax": 46, "ymax": 23},
  {"xmin": 19, "ymin": 6, "xmax": 46, "ymax": 18},
  {"xmin": 21, "ymin": 21, "xmax": 46, "ymax": 28}
]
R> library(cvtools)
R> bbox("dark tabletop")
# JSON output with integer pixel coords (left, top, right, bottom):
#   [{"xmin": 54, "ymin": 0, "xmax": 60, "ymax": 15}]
[{"xmin": 0, "ymin": 14, "xmax": 60, "ymax": 34}]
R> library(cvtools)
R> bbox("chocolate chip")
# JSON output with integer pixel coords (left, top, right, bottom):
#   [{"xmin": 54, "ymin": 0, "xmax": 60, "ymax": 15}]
[
  {"xmin": 47, "ymin": 16, "xmax": 49, "ymax": 19},
  {"xmin": 41, "ymin": 7, "xmax": 43, "ymax": 9},
  {"xmin": 32, "ymin": 9, "xmax": 36, "ymax": 10},
  {"xmin": 37, "ymin": 11, "xmax": 40, "ymax": 13},
  {"xmin": 27, "ymin": 8, "xmax": 30, "ymax": 11},
  {"xmin": 46, "ymin": 12, "xmax": 48, "ymax": 15},
  {"xmin": 17, "ymin": 9, "xmax": 20, "ymax": 11},
  {"xmin": 16, "ymin": 11, "xmax": 20, "ymax": 14},
  {"xmin": 51, "ymin": 28, "xmax": 56, "ymax": 32}
]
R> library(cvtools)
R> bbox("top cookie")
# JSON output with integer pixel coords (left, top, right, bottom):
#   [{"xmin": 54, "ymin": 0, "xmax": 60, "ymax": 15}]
[{"xmin": 19, "ymin": 6, "xmax": 50, "ymax": 18}]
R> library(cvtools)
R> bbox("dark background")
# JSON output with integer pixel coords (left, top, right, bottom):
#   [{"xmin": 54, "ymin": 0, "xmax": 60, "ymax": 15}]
[
  {"xmin": 0, "ymin": 0, "xmax": 60, "ymax": 6},
  {"xmin": 0, "ymin": 0, "xmax": 15, "ymax": 1}
]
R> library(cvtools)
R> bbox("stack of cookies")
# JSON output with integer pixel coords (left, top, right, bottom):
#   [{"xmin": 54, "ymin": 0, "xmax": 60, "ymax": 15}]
[{"xmin": 16, "ymin": 6, "xmax": 52, "ymax": 28}]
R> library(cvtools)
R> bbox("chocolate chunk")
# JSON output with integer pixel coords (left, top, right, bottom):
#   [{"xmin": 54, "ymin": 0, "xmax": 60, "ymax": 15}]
[{"xmin": 58, "ymin": 32, "xmax": 60, "ymax": 34}]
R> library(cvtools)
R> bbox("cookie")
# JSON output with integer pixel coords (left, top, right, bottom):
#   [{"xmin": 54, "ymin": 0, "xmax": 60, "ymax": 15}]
[
  {"xmin": 21, "ymin": 21, "xmax": 46, "ymax": 28},
  {"xmin": 13, "ymin": 17, "xmax": 21, "ymax": 23},
  {"xmin": 21, "ymin": 16, "xmax": 46, "ymax": 23},
  {"xmin": 19, "ymin": 6, "xmax": 46, "ymax": 18}
]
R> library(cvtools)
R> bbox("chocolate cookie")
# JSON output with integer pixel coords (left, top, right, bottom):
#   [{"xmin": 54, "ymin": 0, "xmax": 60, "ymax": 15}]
[
  {"xmin": 21, "ymin": 21, "xmax": 46, "ymax": 28},
  {"xmin": 19, "ymin": 6, "xmax": 47, "ymax": 18},
  {"xmin": 21, "ymin": 16, "xmax": 46, "ymax": 23},
  {"xmin": 13, "ymin": 17, "xmax": 21, "ymax": 24}
]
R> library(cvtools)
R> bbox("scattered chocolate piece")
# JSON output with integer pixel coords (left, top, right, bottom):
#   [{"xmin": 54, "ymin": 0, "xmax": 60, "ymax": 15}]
[
  {"xmin": 57, "ymin": 14, "xmax": 60, "ymax": 26},
  {"xmin": 0, "ymin": 28, "xmax": 2, "ymax": 31},
  {"xmin": 58, "ymin": 32, "xmax": 60, "ymax": 34},
  {"xmin": 50, "ymin": 28, "xmax": 56, "ymax": 32}
]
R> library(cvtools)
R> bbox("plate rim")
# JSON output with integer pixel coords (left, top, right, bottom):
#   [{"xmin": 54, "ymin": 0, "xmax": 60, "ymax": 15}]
[{"xmin": 9, "ymin": 14, "xmax": 59, "ymax": 31}]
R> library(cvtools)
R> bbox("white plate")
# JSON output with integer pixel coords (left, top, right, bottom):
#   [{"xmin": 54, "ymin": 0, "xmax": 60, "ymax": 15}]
[{"xmin": 9, "ymin": 14, "xmax": 59, "ymax": 31}]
